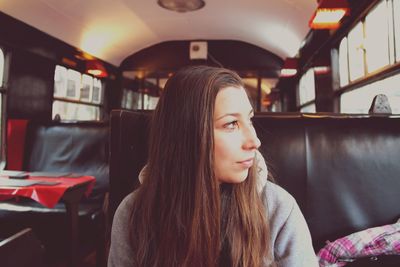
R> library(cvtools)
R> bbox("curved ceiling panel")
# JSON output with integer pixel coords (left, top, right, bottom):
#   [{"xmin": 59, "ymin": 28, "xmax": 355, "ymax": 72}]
[{"xmin": 0, "ymin": 0, "xmax": 316, "ymax": 66}]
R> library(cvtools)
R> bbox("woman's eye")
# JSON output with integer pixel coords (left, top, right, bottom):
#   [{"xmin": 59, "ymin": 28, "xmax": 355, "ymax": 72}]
[{"xmin": 224, "ymin": 121, "xmax": 239, "ymax": 130}]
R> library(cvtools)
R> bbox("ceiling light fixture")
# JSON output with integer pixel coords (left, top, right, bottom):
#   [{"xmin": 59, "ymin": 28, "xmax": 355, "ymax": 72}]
[
  {"xmin": 309, "ymin": 0, "xmax": 349, "ymax": 29},
  {"xmin": 86, "ymin": 60, "xmax": 108, "ymax": 78},
  {"xmin": 280, "ymin": 57, "xmax": 298, "ymax": 77},
  {"xmin": 157, "ymin": 0, "xmax": 205, "ymax": 13}
]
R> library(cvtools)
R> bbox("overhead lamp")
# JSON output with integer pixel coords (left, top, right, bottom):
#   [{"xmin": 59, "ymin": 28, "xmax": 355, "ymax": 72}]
[
  {"xmin": 157, "ymin": 0, "xmax": 205, "ymax": 13},
  {"xmin": 280, "ymin": 57, "xmax": 298, "ymax": 77},
  {"xmin": 309, "ymin": 0, "xmax": 349, "ymax": 29},
  {"xmin": 314, "ymin": 66, "xmax": 331, "ymax": 75},
  {"xmin": 86, "ymin": 60, "xmax": 108, "ymax": 78}
]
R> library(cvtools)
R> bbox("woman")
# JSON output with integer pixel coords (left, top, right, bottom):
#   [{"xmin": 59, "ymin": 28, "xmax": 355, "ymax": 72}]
[{"xmin": 108, "ymin": 66, "xmax": 318, "ymax": 267}]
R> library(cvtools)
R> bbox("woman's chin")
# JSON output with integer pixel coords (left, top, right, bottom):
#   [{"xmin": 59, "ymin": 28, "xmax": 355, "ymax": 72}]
[{"xmin": 218, "ymin": 171, "xmax": 249, "ymax": 184}]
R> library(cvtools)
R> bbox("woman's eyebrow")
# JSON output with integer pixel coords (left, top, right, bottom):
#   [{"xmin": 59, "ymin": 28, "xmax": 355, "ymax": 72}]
[
  {"xmin": 215, "ymin": 109, "xmax": 254, "ymax": 121},
  {"xmin": 215, "ymin": 113, "xmax": 240, "ymax": 121}
]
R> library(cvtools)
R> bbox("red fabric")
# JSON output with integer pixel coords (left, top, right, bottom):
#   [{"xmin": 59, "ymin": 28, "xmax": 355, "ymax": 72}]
[
  {"xmin": 0, "ymin": 175, "xmax": 95, "ymax": 208},
  {"xmin": 6, "ymin": 119, "xmax": 29, "ymax": 170}
]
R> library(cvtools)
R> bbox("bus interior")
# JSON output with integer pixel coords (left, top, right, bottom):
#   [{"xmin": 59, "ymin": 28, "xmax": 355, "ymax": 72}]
[{"xmin": 0, "ymin": 0, "xmax": 400, "ymax": 266}]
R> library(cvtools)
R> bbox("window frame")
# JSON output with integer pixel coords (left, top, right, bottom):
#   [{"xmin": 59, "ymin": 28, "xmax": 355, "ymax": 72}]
[{"xmin": 52, "ymin": 64, "xmax": 104, "ymax": 121}]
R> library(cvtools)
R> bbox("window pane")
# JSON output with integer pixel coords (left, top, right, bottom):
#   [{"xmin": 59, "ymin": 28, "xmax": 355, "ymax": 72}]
[
  {"xmin": 142, "ymin": 78, "xmax": 159, "ymax": 110},
  {"xmin": 92, "ymin": 78, "xmax": 103, "ymax": 104},
  {"xmin": 298, "ymin": 68, "xmax": 315, "ymax": 105},
  {"xmin": 0, "ymin": 48, "xmax": 4, "ymax": 87},
  {"xmin": 364, "ymin": 0, "xmax": 390, "ymax": 73},
  {"xmin": 340, "ymin": 72, "xmax": 400, "ymax": 114},
  {"xmin": 260, "ymin": 78, "xmax": 278, "ymax": 112},
  {"xmin": 81, "ymin": 74, "xmax": 93, "ymax": 101},
  {"xmin": 54, "ymin": 65, "xmax": 67, "ymax": 97},
  {"xmin": 339, "ymin": 37, "xmax": 349, "ymax": 87},
  {"xmin": 394, "ymin": 0, "xmax": 400, "ymax": 62},
  {"xmin": 122, "ymin": 90, "xmax": 142, "ymax": 110},
  {"xmin": 66, "ymin": 69, "xmax": 81, "ymax": 99},
  {"xmin": 300, "ymin": 103, "xmax": 316, "ymax": 113},
  {"xmin": 52, "ymin": 100, "xmax": 100, "ymax": 121},
  {"xmin": 143, "ymin": 95, "xmax": 159, "ymax": 110},
  {"xmin": 125, "ymin": 90, "xmax": 133, "ymax": 109},
  {"xmin": 348, "ymin": 22, "xmax": 365, "ymax": 81},
  {"xmin": 132, "ymin": 92, "xmax": 142, "ymax": 109},
  {"xmin": 340, "ymin": 87, "xmax": 376, "ymax": 114}
]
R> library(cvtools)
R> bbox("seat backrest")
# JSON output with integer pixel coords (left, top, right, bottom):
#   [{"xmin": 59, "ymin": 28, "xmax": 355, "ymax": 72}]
[
  {"xmin": 0, "ymin": 228, "xmax": 45, "ymax": 267},
  {"xmin": 253, "ymin": 114, "xmax": 400, "ymax": 249},
  {"xmin": 109, "ymin": 110, "xmax": 149, "ymax": 220},
  {"xmin": 22, "ymin": 121, "xmax": 110, "ymax": 198}
]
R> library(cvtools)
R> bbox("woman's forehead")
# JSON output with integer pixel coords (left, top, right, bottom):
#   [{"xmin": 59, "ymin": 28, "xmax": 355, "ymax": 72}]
[{"xmin": 214, "ymin": 86, "xmax": 253, "ymax": 117}]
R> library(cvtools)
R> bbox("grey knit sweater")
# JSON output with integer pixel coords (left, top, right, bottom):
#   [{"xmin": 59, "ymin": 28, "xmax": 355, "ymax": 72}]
[{"xmin": 108, "ymin": 181, "xmax": 319, "ymax": 267}]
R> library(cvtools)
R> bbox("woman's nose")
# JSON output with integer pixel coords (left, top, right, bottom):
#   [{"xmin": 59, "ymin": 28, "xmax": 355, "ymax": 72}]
[{"xmin": 242, "ymin": 127, "xmax": 261, "ymax": 150}]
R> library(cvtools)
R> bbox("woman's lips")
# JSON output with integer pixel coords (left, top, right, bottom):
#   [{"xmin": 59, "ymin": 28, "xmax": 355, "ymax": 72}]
[{"xmin": 237, "ymin": 158, "xmax": 254, "ymax": 168}]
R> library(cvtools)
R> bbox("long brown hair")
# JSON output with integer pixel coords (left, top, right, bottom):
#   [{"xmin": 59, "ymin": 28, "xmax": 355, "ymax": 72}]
[{"xmin": 129, "ymin": 66, "xmax": 274, "ymax": 266}]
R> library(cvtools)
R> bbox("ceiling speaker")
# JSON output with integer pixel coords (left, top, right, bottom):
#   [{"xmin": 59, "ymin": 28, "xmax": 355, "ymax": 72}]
[{"xmin": 190, "ymin": 41, "xmax": 208, "ymax": 60}]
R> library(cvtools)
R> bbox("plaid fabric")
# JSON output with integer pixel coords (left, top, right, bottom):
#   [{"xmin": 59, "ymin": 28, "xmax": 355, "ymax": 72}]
[{"xmin": 317, "ymin": 219, "xmax": 400, "ymax": 267}]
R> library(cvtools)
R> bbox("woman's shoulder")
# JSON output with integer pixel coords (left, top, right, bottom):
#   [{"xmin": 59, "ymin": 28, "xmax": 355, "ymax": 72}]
[
  {"xmin": 113, "ymin": 191, "xmax": 137, "ymax": 226},
  {"xmin": 109, "ymin": 191, "xmax": 138, "ymax": 267},
  {"xmin": 120, "ymin": 191, "xmax": 137, "ymax": 208},
  {"xmin": 262, "ymin": 181, "xmax": 296, "ymax": 224},
  {"xmin": 262, "ymin": 182, "xmax": 319, "ymax": 266}
]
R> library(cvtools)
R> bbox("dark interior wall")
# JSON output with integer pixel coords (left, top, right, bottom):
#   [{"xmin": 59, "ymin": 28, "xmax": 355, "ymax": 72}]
[
  {"xmin": 315, "ymin": 71, "xmax": 334, "ymax": 112},
  {"xmin": 0, "ymin": 11, "xmax": 119, "ymax": 120},
  {"xmin": 8, "ymin": 51, "xmax": 54, "ymax": 121},
  {"xmin": 120, "ymin": 40, "xmax": 283, "ymax": 78},
  {"xmin": 276, "ymin": 78, "xmax": 299, "ymax": 112}
]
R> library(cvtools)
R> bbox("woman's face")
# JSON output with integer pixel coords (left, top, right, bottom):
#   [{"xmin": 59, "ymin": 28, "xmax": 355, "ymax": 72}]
[{"xmin": 213, "ymin": 86, "xmax": 261, "ymax": 184}]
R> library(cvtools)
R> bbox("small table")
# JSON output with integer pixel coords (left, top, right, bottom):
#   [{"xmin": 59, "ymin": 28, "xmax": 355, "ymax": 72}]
[{"xmin": 0, "ymin": 175, "xmax": 96, "ymax": 267}]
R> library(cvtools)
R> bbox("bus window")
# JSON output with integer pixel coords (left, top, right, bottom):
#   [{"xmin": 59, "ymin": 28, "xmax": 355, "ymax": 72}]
[
  {"xmin": 348, "ymin": 22, "xmax": 365, "ymax": 81},
  {"xmin": 340, "ymin": 72, "xmax": 400, "ymax": 114},
  {"xmin": 336, "ymin": 0, "xmax": 400, "ymax": 114},
  {"xmin": 339, "ymin": 0, "xmax": 399, "ymax": 83},
  {"xmin": 260, "ymin": 78, "xmax": 279, "ymax": 112},
  {"xmin": 143, "ymin": 78, "xmax": 159, "ymax": 110},
  {"xmin": 92, "ymin": 78, "xmax": 103, "ymax": 104},
  {"xmin": 300, "ymin": 103, "xmax": 316, "ymax": 113},
  {"xmin": 53, "ymin": 65, "xmax": 104, "ymax": 121},
  {"xmin": 364, "ymin": 0, "xmax": 390, "ymax": 73},
  {"xmin": 52, "ymin": 100, "xmax": 100, "ymax": 121},
  {"xmin": 242, "ymin": 78, "xmax": 259, "ymax": 110},
  {"xmin": 297, "ymin": 68, "xmax": 316, "ymax": 112}
]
